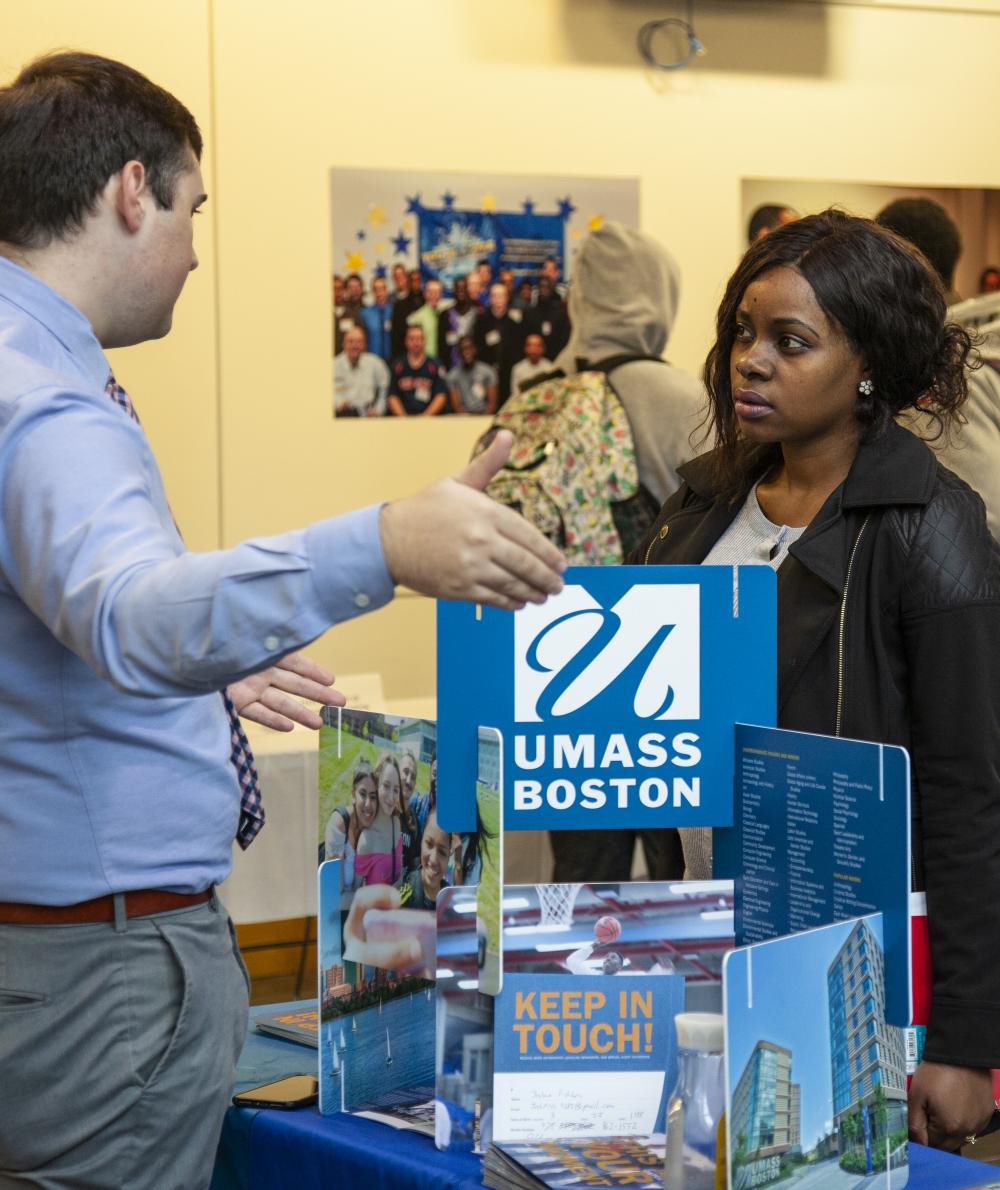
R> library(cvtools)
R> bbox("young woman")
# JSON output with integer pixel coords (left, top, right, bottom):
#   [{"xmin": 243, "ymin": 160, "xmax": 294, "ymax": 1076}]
[
  {"xmin": 398, "ymin": 747, "xmax": 421, "ymax": 872},
  {"xmin": 323, "ymin": 759, "xmax": 378, "ymax": 906},
  {"xmin": 638, "ymin": 210, "xmax": 1000, "ymax": 1150},
  {"xmin": 355, "ymin": 752, "xmax": 404, "ymax": 888},
  {"xmin": 402, "ymin": 810, "xmax": 453, "ymax": 910}
]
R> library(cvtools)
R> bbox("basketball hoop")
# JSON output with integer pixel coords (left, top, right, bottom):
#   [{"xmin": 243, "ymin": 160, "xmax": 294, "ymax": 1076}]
[{"xmin": 536, "ymin": 883, "xmax": 583, "ymax": 930}]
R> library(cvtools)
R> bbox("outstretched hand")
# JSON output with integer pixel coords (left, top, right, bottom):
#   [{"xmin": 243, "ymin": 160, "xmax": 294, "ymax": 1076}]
[
  {"xmin": 228, "ymin": 651, "xmax": 345, "ymax": 731},
  {"xmin": 909, "ymin": 1061, "xmax": 995, "ymax": 1150},
  {"xmin": 378, "ymin": 430, "xmax": 566, "ymax": 611}
]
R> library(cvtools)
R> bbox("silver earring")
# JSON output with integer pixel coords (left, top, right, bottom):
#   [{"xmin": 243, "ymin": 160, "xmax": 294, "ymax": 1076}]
[{"xmin": 858, "ymin": 379, "xmax": 874, "ymax": 396}]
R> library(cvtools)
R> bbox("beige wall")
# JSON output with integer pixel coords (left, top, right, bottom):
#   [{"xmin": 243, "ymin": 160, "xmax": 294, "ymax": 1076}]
[{"xmin": 10, "ymin": 0, "xmax": 1000, "ymax": 697}]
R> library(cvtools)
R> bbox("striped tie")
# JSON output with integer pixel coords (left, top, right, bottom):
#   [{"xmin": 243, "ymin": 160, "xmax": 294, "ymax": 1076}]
[{"xmin": 104, "ymin": 373, "xmax": 265, "ymax": 847}]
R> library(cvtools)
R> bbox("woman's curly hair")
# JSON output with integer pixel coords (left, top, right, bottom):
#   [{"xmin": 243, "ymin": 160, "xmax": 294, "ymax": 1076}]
[{"xmin": 703, "ymin": 208, "xmax": 975, "ymax": 497}]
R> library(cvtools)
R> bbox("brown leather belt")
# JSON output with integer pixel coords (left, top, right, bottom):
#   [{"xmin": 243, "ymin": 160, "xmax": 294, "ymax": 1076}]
[{"xmin": 0, "ymin": 888, "xmax": 213, "ymax": 925}]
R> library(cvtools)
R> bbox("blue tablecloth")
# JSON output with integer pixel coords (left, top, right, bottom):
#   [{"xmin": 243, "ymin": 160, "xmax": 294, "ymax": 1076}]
[{"xmin": 212, "ymin": 1002, "xmax": 1000, "ymax": 1190}]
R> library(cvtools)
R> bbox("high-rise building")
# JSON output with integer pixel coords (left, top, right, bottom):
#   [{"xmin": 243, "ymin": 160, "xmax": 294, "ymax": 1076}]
[
  {"xmin": 731, "ymin": 1040, "xmax": 802, "ymax": 1160},
  {"xmin": 827, "ymin": 920, "xmax": 908, "ymax": 1142}
]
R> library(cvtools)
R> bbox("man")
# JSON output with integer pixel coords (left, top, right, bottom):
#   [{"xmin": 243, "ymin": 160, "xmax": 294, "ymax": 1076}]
[
  {"xmin": 476, "ymin": 258, "xmax": 493, "ymax": 300},
  {"xmin": 333, "ymin": 271, "xmax": 365, "ymax": 354},
  {"xmin": 509, "ymin": 332, "xmax": 554, "ymax": 394},
  {"xmin": 877, "ymin": 196, "xmax": 963, "ymax": 306},
  {"xmin": 474, "ymin": 281, "xmax": 525, "ymax": 405},
  {"xmin": 388, "ymin": 324, "xmax": 449, "ymax": 416},
  {"xmin": 526, "ymin": 273, "xmax": 571, "ymax": 360},
  {"xmin": 390, "ymin": 267, "xmax": 424, "ymax": 359},
  {"xmin": 437, "ymin": 275, "xmax": 480, "ymax": 369},
  {"xmin": 333, "ymin": 326, "xmax": 390, "ymax": 416},
  {"xmin": 0, "ymin": 52, "xmax": 564, "ymax": 1188},
  {"xmin": 746, "ymin": 203, "xmax": 797, "ymax": 243},
  {"xmin": 406, "ymin": 276, "xmax": 447, "ymax": 359},
  {"xmin": 448, "ymin": 335, "xmax": 498, "ymax": 415},
  {"xmin": 876, "ymin": 197, "xmax": 1000, "ymax": 543},
  {"xmin": 360, "ymin": 273, "xmax": 393, "ymax": 362},
  {"xmin": 465, "ymin": 269, "xmax": 483, "ymax": 307},
  {"xmin": 537, "ymin": 254, "xmax": 568, "ymax": 300}
]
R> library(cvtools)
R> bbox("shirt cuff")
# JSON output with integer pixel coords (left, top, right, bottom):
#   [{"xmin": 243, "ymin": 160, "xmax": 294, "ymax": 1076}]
[{"xmin": 305, "ymin": 504, "xmax": 395, "ymax": 623}]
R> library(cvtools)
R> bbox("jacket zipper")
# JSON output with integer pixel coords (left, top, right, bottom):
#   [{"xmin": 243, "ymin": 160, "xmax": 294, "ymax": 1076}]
[
  {"xmin": 644, "ymin": 522, "xmax": 669, "ymax": 564},
  {"xmin": 834, "ymin": 513, "xmax": 872, "ymax": 737}
]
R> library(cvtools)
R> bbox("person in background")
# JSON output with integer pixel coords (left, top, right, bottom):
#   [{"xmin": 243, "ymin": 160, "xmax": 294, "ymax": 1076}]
[
  {"xmin": 390, "ymin": 267, "xmax": 424, "ymax": 358},
  {"xmin": 388, "ymin": 324, "xmax": 449, "ymax": 416},
  {"xmin": 877, "ymin": 197, "xmax": 1000, "ymax": 542},
  {"xmin": 407, "ymin": 276, "xmax": 446, "ymax": 359},
  {"xmin": 498, "ymin": 267, "xmax": 515, "ymax": 302},
  {"xmin": 512, "ymin": 277, "xmax": 534, "ymax": 313},
  {"xmin": 979, "ymin": 266, "xmax": 1000, "ymax": 295},
  {"xmin": 538, "ymin": 254, "xmax": 568, "ymax": 301},
  {"xmin": 402, "ymin": 810, "xmax": 452, "ymax": 910},
  {"xmin": 746, "ymin": 203, "xmax": 798, "ymax": 243},
  {"xmin": 438, "ymin": 275, "xmax": 479, "ymax": 368},
  {"xmin": 0, "ymin": 50, "xmax": 566, "ymax": 1190},
  {"xmin": 355, "ymin": 752, "xmax": 404, "ymax": 888},
  {"xmin": 639, "ymin": 209, "xmax": 1000, "ymax": 1153},
  {"xmin": 876, "ymin": 197, "xmax": 963, "ymax": 306},
  {"xmin": 476, "ymin": 259, "xmax": 493, "ymax": 303},
  {"xmin": 334, "ymin": 271, "xmax": 365, "ymax": 354},
  {"xmin": 510, "ymin": 332, "xmax": 554, "ymax": 394},
  {"xmin": 333, "ymin": 326, "xmax": 389, "ymax": 417},
  {"xmin": 361, "ymin": 274, "xmax": 394, "ymax": 362},
  {"xmin": 466, "ymin": 269, "xmax": 484, "ymax": 308},
  {"xmin": 391, "ymin": 262, "xmax": 409, "ymax": 304},
  {"xmin": 546, "ymin": 220, "xmax": 706, "ymax": 886},
  {"xmin": 526, "ymin": 273, "xmax": 571, "ymax": 360},
  {"xmin": 332, "ymin": 273, "xmax": 345, "ymax": 352},
  {"xmin": 398, "ymin": 746, "xmax": 421, "ymax": 871},
  {"xmin": 475, "ymin": 281, "xmax": 525, "ymax": 405},
  {"xmin": 323, "ymin": 760, "xmax": 378, "ymax": 906},
  {"xmin": 449, "ymin": 335, "xmax": 498, "ymax": 416}
]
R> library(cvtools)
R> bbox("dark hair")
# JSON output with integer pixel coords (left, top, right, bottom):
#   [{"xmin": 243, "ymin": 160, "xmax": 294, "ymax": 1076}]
[
  {"xmin": 0, "ymin": 52, "xmax": 202, "ymax": 249},
  {"xmin": 875, "ymin": 198, "xmax": 961, "ymax": 289},
  {"xmin": 345, "ymin": 272, "xmax": 363, "ymax": 286},
  {"xmin": 705, "ymin": 209, "xmax": 972, "ymax": 497},
  {"xmin": 747, "ymin": 204, "xmax": 794, "ymax": 244}
]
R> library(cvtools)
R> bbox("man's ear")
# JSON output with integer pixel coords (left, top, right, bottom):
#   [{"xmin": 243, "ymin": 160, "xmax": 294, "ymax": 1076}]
[{"xmin": 113, "ymin": 160, "xmax": 149, "ymax": 234}]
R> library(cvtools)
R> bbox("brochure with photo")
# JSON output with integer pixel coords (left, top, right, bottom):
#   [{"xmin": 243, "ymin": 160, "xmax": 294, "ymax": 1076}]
[
  {"xmin": 723, "ymin": 914, "xmax": 910, "ymax": 1190},
  {"xmin": 253, "ymin": 1007, "xmax": 319, "ymax": 1049},
  {"xmin": 316, "ymin": 708, "xmax": 485, "ymax": 1114},
  {"xmin": 715, "ymin": 724, "xmax": 912, "ymax": 1026},
  {"xmin": 483, "ymin": 1136, "xmax": 665, "ymax": 1189},
  {"xmin": 435, "ymin": 885, "xmax": 495, "ymax": 1152}
]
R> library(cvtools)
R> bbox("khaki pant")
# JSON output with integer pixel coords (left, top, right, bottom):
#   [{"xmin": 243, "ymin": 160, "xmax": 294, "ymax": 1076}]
[{"xmin": 0, "ymin": 894, "xmax": 249, "ymax": 1189}]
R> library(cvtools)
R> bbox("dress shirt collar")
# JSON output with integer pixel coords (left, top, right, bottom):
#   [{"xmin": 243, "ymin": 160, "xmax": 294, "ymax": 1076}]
[{"xmin": 0, "ymin": 255, "xmax": 111, "ymax": 392}]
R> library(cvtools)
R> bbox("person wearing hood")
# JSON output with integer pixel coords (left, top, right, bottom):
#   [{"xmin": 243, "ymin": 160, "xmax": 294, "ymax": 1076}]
[
  {"xmin": 553, "ymin": 220, "xmax": 708, "ymax": 515},
  {"xmin": 547, "ymin": 221, "xmax": 707, "ymax": 885}
]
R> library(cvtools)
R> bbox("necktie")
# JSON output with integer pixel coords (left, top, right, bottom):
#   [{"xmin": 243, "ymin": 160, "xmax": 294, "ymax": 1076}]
[{"xmin": 104, "ymin": 373, "xmax": 265, "ymax": 848}]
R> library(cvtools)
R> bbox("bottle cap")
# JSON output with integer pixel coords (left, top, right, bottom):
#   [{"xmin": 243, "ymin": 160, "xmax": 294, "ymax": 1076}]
[{"xmin": 673, "ymin": 1012, "xmax": 724, "ymax": 1052}]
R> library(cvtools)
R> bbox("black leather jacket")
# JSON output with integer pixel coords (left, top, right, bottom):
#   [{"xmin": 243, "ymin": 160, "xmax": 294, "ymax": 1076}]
[{"xmin": 637, "ymin": 423, "xmax": 1000, "ymax": 1068}]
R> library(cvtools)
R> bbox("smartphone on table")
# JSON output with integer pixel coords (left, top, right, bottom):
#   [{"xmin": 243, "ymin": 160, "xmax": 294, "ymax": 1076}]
[{"xmin": 232, "ymin": 1075, "xmax": 318, "ymax": 1110}]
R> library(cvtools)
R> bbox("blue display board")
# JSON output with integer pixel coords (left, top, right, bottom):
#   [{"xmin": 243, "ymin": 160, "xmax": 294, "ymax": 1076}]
[
  {"xmin": 715, "ymin": 725, "xmax": 911, "ymax": 1027},
  {"xmin": 437, "ymin": 566, "xmax": 776, "ymax": 833}
]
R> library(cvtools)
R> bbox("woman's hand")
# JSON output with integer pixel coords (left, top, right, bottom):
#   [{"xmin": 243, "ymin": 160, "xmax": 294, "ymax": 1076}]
[{"xmin": 909, "ymin": 1061, "xmax": 995, "ymax": 1150}]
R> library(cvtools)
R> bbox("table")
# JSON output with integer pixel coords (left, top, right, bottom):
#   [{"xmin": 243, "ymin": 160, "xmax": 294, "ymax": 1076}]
[{"xmin": 212, "ymin": 1004, "xmax": 1000, "ymax": 1190}]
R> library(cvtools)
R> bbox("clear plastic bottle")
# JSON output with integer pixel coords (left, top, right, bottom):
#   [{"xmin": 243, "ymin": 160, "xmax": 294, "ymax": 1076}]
[{"xmin": 664, "ymin": 1012, "xmax": 726, "ymax": 1190}]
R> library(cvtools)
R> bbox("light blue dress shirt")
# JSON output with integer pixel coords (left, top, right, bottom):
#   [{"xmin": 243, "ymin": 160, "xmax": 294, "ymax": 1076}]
[{"xmin": 0, "ymin": 257, "xmax": 395, "ymax": 903}]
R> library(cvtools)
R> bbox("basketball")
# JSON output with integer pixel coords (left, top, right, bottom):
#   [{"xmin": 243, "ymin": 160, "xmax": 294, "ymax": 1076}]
[{"xmin": 594, "ymin": 915, "xmax": 621, "ymax": 944}]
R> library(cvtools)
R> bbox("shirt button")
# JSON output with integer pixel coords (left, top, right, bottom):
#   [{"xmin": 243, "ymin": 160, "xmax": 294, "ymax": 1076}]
[
  {"xmin": 264, "ymin": 635, "xmax": 279, "ymax": 650},
  {"xmin": 354, "ymin": 592, "xmax": 371, "ymax": 609}
]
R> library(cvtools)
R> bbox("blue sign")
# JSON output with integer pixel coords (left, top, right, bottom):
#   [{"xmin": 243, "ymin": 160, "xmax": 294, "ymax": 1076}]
[
  {"xmin": 418, "ymin": 207, "xmax": 564, "ymax": 293},
  {"xmin": 714, "ymin": 725, "xmax": 911, "ymax": 1026},
  {"xmin": 437, "ymin": 566, "xmax": 777, "ymax": 833}
]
